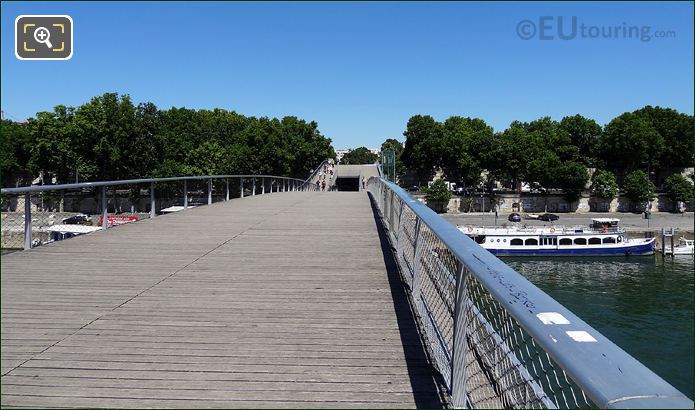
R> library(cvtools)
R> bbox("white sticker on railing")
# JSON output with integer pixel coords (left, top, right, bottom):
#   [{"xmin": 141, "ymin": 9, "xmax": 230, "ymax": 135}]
[
  {"xmin": 566, "ymin": 331, "xmax": 597, "ymax": 342},
  {"xmin": 537, "ymin": 312, "xmax": 570, "ymax": 325}
]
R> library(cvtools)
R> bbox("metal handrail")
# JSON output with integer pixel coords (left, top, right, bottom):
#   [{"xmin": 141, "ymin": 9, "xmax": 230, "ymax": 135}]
[
  {"xmin": 1, "ymin": 174, "xmax": 305, "ymax": 195},
  {"xmin": 2, "ymin": 174, "xmax": 315, "ymax": 251},
  {"xmin": 368, "ymin": 176, "xmax": 692, "ymax": 409},
  {"xmin": 301, "ymin": 159, "xmax": 330, "ymax": 189}
]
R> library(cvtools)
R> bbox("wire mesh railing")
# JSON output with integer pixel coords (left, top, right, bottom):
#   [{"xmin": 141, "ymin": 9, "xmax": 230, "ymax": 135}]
[
  {"xmin": 1, "ymin": 175, "xmax": 311, "ymax": 252},
  {"xmin": 367, "ymin": 176, "xmax": 692, "ymax": 409}
]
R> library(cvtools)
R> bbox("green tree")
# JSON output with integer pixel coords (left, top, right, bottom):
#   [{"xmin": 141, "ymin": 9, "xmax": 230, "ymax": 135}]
[
  {"xmin": 341, "ymin": 147, "xmax": 378, "ymax": 165},
  {"xmin": 663, "ymin": 173, "xmax": 694, "ymax": 211},
  {"xmin": 623, "ymin": 170, "xmax": 656, "ymax": 210},
  {"xmin": 489, "ymin": 122, "xmax": 544, "ymax": 191},
  {"xmin": 0, "ymin": 120, "xmax": 32, "ymax": 186},
  {"xmin": 440, "ymin": 116, "xmax": 493, "ymax": 188},
  {"xmin": 401, "ymin": 115, "xmax": 444, "ymax": 182},
  {"xmin": 633, "ymin": 106, "xmax": 694, "ymax": 168},
  {"xmin": 557, "ymin": 162, "xmax": 589, "ymax": 204},
  {"xmin": 28, "ymin": 105, "xmax": 87, "ymax": 184},
  {"xmin": 599, "ymin": 112, "xmax": 664, "ymax": 172},
  {"xmin": 380, "ymin": 138, "xmax": 403, "ymax": 156},
  {"xmin": 425, "ymin": 178, "xmax": 452, "ymax": 209},
  {"xmin": 75, "ymin": 93, "xmax": 145, "ymax": 180},
  {"xmin": 559, "ymin": 115, "xmax": 602, "ymax": 165},
  {"xmin": 591, "ymin": 170, "xmax": 619, "ymax": 200}
]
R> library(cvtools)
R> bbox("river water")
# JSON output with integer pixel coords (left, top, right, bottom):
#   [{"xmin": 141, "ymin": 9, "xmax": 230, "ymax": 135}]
[{"xmin": 502, "ymin": 255, "xmax": 694, "ymax": 400}]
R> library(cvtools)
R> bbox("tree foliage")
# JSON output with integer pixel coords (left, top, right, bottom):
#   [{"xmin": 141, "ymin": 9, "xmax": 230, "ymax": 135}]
[
  {"xmin": 398, "ymin": 106, "xmax": 692, "ymax": 197},
  {"xmin": 341, "ymin": 147, "xmax": 378, "ymax": 165},
  {"xmin": 559, "ymin": 114, "xmax": 601, "ymax": 165},
  {"xmin": 557, "ymin": 162, "xmax": 589, "ymax": 203},
  {"xmin": 440, "ymin": 116, "xmax": 493, "ymax": 188},
  {"xmin": 664, "ymin": 173, "xmax": 694, "ymax": 204},
  {"xmin": 600, "ymin": 112, "xmax": 664, "ymax": 171},
  {"xmin": 633, "ymin": 106, "xmax": 694, "ymax": 168},
  {"xmin": 401, "ymin": 115, "xmax": 444, "ymax": 181},
  {"xmin": 425, "ymin": 178, "xmax": 452, "ymax": 203},
  {"xmin": 4, "ymin": 93, "xmax": 335, "ymax": 186},
  {"xmin": 1, "ymin": 120, "xmax": 32, "ymax": 186},
  {"xmin": 623, "ymin": 170, "xmax": 656, "ymax": 206},
  {"xmin": 591, "ymin": 170, "xmax": 619, "ymax": 200}
]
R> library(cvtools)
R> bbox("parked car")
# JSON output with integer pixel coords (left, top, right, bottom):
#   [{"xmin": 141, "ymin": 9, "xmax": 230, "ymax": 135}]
[
  {"xmin": 407, "ymin": 185, "xmax": 419, "ymax": 192},
  {"xmin": 538, "ymin": 213, "xmax": 559, "ymax": 222},
  {"xmin": 508, "ymin": 213, "xmax": 521, "ymax": 222},
  {"xmin": 61, "ymin": 214, "xmax": 92, "ymax": 225}
]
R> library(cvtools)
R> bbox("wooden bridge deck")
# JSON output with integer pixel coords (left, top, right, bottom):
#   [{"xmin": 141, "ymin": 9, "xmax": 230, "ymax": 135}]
[{"xmin": 1, "ymin": 192, "xmax": 445, "ymax": 408}]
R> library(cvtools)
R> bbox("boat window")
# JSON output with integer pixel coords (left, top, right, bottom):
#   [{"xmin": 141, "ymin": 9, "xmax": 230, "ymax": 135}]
[
  {"xmin": 540, "ymin": 237, "xmax": 557, "ymax": 246},
  {"xmin": 525, "ymin": 238, "xmax": 538, "ymax": 246},
  {"xmin": 510, "ymin": 238, "xmax": 523, "ymax": 246},
  {"xmin": 603, "ymin": 237, "xmax": 616, "ymax": 244},
  {"xmin": 574, "ymin": 238, "xmax": 587, "ymax": 245},
  {"xmin": 588, "ymin": 237, "xmax": 601, "ymax": 245},
  {"xmin": 474, "ymin": 236, "xmax": 486, "ymax": 244},
  {"xmin": 559, "ymin": 238, "xmax": 571, "ymax": 246}
]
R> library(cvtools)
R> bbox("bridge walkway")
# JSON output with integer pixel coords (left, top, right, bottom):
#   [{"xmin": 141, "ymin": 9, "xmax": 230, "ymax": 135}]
[{"xmin": 1, "ymin": 191, "xmax": 445, "ymax": 408}]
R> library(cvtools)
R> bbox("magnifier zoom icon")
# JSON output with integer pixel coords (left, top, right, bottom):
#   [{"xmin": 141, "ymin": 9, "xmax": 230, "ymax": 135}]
[{"xmin": 34, "ymin": 27, "xmax": 53, "ymax": 49}]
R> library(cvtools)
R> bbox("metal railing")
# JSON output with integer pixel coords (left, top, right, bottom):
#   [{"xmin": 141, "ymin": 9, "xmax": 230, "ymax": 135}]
[
  {"xmin": 301, "ymin": 159, "xmax": 338, "ymax": 191},
  {"xmin": 301, "ymin": 159, "xmax": 330, "ymax": 190},
  {"xmin": 367, "ymin": 177, "xmax": 692, "ymax": 409},
  {"xmin": 1, "ymin": 175, "xmax": 311, "ymax": 251}
]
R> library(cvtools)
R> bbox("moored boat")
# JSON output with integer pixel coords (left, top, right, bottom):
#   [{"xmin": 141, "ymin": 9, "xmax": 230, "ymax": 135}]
[
  {"xmin": 663, "ymin": 237, "xmax": 694, "ymax": 256},
  {"xmin": 458, "ymin": 218, "xmax": 655, "ymax": 257}
]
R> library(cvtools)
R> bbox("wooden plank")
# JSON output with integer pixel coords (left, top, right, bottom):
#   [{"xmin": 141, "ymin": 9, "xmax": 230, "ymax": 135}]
[{"xmin": 2, "ymin": 192, "xmax": 445, "ymax": 407}]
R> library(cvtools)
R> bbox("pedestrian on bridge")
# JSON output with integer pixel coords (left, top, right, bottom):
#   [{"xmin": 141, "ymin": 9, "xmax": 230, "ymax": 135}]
[
  {"xmin": 362, "ymin": 177, "xmax": 366, "ymax": 190},
  {"xmin": 321, "ymin": 180, "xmax": 326, "ymax": 191},
  {"xmin": 316, "ymin": 180, "xmax": 320, "ymax": 190}
]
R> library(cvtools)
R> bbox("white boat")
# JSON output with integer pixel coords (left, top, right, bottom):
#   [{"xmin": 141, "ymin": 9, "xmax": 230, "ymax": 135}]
[
  {"xmin": 45, "ymin": 224, "xmax": 103, "ymax": 242},
  {"xmin": 458, "ymin": 218, "xmax": 655, "ymax": 257},
  {"xmin": 663, "ymin": 237, "xmax": 694, "ymax": 255}
]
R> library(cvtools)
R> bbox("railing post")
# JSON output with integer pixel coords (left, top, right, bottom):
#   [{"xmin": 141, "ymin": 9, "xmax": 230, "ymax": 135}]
[
  {"xmin": 101, "ymin": 187, "xmax": 109, "ymax": 229},
  {"xmin": 411, "ymin": 218, "xmax": 423, "ymax": 300},
  {"xmin": 225, "ymin": 179, "xmax": 230, "ymax": 201},
  {"xmin": 252, "ymin": 178, "xmax": 256, "ymax": 196},
  {"xmin": 262, "ymin": 178, "xmax": 266, "ymax": 194},
  {"xmin": 183, "ymin": 180, "xmax": 188, "ymax": 209},
  {"xmin": 451, "ymin": 260, "xmax": 469, "ymax": 408},
  {"xmin": 23, "ymin": 193, "xmax": 32, "ymax": 250},
  {"xmin": 396, "ymin": 200, "xmax": 405, "ymax": 242},
  {"xmin": 208, "ymin": 179, "xmax": 212, "ymax": 205},
  {"xmin": 150, "ymin": 182, "xmax": 156, "ymax": 218}
]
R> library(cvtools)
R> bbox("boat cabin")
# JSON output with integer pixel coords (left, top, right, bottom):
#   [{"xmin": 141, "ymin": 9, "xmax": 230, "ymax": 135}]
[{"xmin": 591, "ymin": 218, "xmax": 620, "ymax": 230}]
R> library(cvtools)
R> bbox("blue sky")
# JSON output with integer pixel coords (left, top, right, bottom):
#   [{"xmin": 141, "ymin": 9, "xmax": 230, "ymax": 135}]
[{"xmin": 2, "ymin": 1, "xmax": 693, "ymax": 148}]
